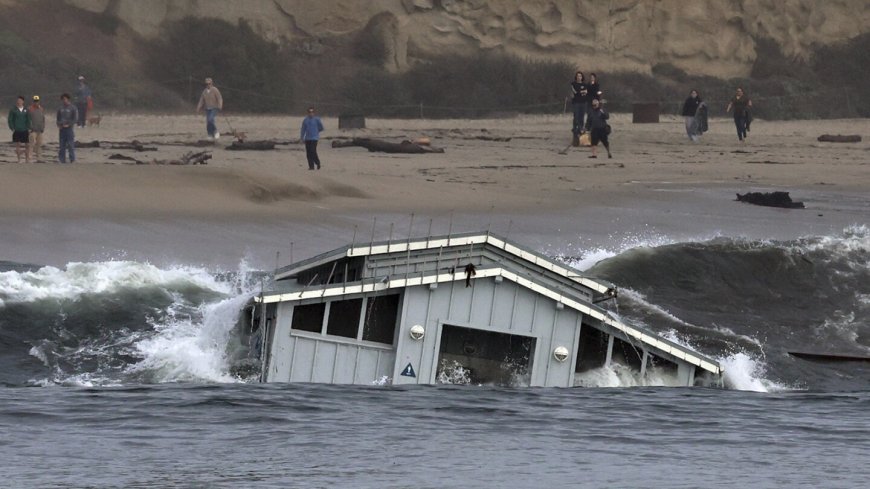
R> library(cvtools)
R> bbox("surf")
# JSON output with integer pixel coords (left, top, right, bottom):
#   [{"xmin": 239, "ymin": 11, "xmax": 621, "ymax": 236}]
[{"xmin": 0, "ymin": 226, "xmax": 867, "ymax": 391}]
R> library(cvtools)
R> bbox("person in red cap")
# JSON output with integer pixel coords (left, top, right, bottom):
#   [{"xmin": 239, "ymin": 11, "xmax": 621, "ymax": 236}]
[{"xmin": 75, "ymin": 75, "xmax": 92, "ymax": 128}]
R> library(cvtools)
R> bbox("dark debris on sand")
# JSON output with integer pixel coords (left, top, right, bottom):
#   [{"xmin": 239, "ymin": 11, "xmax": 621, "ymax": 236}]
[{"xmin": 736, "ymin": 191, "xmax": 805, "ymax": 209}]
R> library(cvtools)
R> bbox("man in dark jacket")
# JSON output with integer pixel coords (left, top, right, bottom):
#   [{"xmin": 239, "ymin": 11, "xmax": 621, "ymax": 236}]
[
  {"xmin": 584, "ymin": 99, "xmax": 611, "ymax": 159},
  {"xmin": 8, "ymin": 96, "xmax": 31, "ymax": 163},
  {"xmin": 681, "ymin": 90, "xmax": 702, "ymax": 142},
  {"xmin": 56, "ymin": 93, "xmax": 78, "ymax": 163}
]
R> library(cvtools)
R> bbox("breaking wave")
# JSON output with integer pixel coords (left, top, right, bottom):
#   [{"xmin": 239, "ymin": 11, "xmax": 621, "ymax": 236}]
[
  {"xmin": 1, "ymin": 226, "xmax": 868, "ymax": 391},
  {"xmin": 0, "ymin": 260, "xmax": 259, "ymax": 387}
]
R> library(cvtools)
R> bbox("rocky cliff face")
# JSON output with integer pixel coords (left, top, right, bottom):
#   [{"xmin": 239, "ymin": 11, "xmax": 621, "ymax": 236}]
[{"xmin": 56, "ymin": 0, "xmax": 870, "ymax": 78}]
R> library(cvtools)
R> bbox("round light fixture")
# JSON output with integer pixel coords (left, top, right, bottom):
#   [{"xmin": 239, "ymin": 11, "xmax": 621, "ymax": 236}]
[
  {"xmin": 409, "ymin": 324, "xmax": 425, "ymax": 340},
  {"xmin": 553, "ymin": 346, "xmax": 569, "ymax": 362}
]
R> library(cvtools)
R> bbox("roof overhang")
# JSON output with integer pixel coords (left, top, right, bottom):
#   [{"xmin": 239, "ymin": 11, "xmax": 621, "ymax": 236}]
[{"xmin": 274, "ymin": 232, "xmax": 614, "ymax": 295}]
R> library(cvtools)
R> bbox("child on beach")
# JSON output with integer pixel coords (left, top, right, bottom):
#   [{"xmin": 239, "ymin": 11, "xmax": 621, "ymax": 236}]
[{"xmin": 584, "ymin": 99, "xmax": 611, "ymax": 159}]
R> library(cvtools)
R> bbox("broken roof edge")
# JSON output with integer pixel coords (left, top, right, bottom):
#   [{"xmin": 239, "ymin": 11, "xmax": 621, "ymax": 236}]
[{"xmin": 273, "ymin": 231, "xmax": 615, "ymax": 294}]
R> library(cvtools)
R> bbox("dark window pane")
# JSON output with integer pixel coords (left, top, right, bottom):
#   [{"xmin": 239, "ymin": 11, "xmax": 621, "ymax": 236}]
[
  {"xmin": 292, "ymin": 303, "xmax": 325, "ymax": 333},
  {"xmin": 575, "ymin": 324, "xmax": 608, "ymax": 373},
  {"xmin": 327, "ymin": 299, "xmax": 362, "ymax": 339},
  {"xmin": 362, "ymin": 294, "xmax": 400, "ymax": 344}
]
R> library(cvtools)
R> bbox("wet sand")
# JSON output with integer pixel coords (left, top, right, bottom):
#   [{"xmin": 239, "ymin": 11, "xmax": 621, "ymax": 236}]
[{"xmin": 1, "ymin": 113, "xmax": 868, "ymax": 268}]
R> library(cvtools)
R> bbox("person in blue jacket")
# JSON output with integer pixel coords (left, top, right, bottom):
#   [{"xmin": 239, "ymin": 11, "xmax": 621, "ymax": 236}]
[{"xmin": 300, "ymin": 107, "xmax": 324, "ymax": 170}]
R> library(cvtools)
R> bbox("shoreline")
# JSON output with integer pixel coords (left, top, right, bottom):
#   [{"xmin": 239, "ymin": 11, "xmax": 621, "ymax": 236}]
[{"xmin": 1, "ymin": 114, "xmax": 868, "ymax": 267}]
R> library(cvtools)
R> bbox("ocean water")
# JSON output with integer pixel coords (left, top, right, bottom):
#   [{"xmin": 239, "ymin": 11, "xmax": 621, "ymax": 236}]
[{"xmin": 2, "ymin": 227, "xmax": 870, "ymax": 487}]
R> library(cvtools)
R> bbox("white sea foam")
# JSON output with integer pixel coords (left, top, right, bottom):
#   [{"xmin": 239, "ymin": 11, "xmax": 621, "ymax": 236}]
[
  {"xmin": 124, "ymin": 259, "xmax": 258, "ymax": 383},
  {"xmin": 371, "ymin": 375, "xmax": 392, "ymax": 386},
  {"xmin": 719, "ymin": 352, "xmax": 791, "ymax": 392},
  {"xmin": 557, "ymin": 231, "xmax": 721, "ymax": 271},
  {"xmin": 436, "ymin": 359, "xmax": 472, "ymax": 385},
  {"xmin": 0, "ymin": 261, "xmax": 230, "ymax": 306},
  {"xmin": 125, "ymin": 292, "xmax": 252, "ymax": 383},
  {"xmin": 573, "ymin": 363, "xmax": 684, "ymax": 388},
  {"xmin": 14, "ymin": 259, "xmax": 260, "ymax": 386}
]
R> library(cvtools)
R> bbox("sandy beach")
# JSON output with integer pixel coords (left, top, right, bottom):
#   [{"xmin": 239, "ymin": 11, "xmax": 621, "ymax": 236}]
[{"xmin": 1, "ymin": 113, "xmax": 868, "ymax": 268}]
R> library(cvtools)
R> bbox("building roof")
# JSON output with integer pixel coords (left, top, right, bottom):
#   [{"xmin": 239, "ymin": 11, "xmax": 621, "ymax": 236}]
[{"xmin": 275, "ymin": 231, "xmax": 615, "ymax": 295}]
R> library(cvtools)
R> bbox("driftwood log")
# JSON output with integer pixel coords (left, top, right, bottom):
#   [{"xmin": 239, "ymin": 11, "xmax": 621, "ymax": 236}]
[
  {"xmin": 108, "ymin": 153, "xmax": 143, "ymax": 164},
  {"xmin": 817, "ymin": 134, "xmax": 862, "ymax": 143},
  {"xmin": 331, "ymin": 137, "xmax": 444, "ymax": 154},
  {"xmin": 113, "ymin": 140, "xmax": 157, "ymax": 151},
  {"xmin": 736, "ymin": 191, "xmax": 804, "ymax": 209},
  {"xmin": 74, "ymin": 140, "xmax": 157, "ymax": 151},
  {"xmin": 193, "ymin": 139, "xmax": 218, "ymax": 147},
  {"xmin": 226, "ymin": 140, "xmax": 276, "ymax": 151},
  {"xmin": 150, "ymin": 151, "xmax": 212, "ymax": 165}
]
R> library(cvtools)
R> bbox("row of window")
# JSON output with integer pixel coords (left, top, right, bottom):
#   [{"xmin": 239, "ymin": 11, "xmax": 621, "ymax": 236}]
[{"xmin": 291, "ymin": 294, "xmax": 400, "ymax": 345}]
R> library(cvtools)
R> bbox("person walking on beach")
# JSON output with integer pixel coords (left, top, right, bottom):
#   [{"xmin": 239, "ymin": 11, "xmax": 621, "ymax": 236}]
[
  {"xmin": 74, "ymin": 75, "xmax": 92, "ymax": 128},
  {"xmin": 570, "ymin": 71, "xmax": 589, "ymax": 146},
  {"xmin": 584, "ymin": 98, "xmax": 611, "ymax": 159},
  {"xmin": 726, "ymin": 87, "xmax": 752, "ymax": 143},
  {"xmin": 57, "ymin": 93, "xmax": 78, "ymax": 163},
  {"xmin": 28, "ymin": 95, "xmax": 46, "ymax": 162},
  {"xmin": 300, "ymin": 107, "xmax": 324, "ymax": 170},
  {"xmin": 681, "ymin": 90, "xmax": 703, "ymax": 142},
  {"xmin": 196, "ymin": 77, "xmax": 223, "ymax": 139},
  {"xmin": 8, "ymin": 96, "xmax": 31, "ymax": 163}
]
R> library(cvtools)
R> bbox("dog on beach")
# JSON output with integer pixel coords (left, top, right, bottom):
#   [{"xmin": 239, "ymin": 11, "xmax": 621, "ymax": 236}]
[
  {"xmin": 229, "ymin": 129, "xmax": 247, "ymax": 142},
  {"xmin": 87, "ymin": 113, "xmax": 102, "ymax": 127}
]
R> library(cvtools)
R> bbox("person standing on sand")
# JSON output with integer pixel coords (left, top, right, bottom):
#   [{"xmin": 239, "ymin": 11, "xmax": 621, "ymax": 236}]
[
  {"xmin": 681, "ymin": 90, "xmax": 702, "ymax": 142},
  {"xmin": 196, "ymin": 77, "xmax": 223, "ymax": 139},
  {"xmin": 726, "ymin": 87, "xmax": 752, "ymax": 143},
  {"xmin": 570, "ymin": 71, "xmax": 589, "ymax": 145},
  {"xmin": 584, "ymin": 98, "xmax": 611, "ymax": 159},
  {"xmin": 74, "ymin": 75, "xmax": 92, "ymax": 128},
  {"xmin": 8, "ymin": 96, "xmax": 31, "ymax": 163},
  {"xmin": 56, "ymin": 93, "xmax": 78, "ymax": 164},
  {"xmin": 587, "ymin": 73, "xmax": 602, "ymax": 107},
  {"xmin": 300, "ymin": 107, "xmax": 324, "ymax": 170},
  {"xmin": 28, "ymin": 95, "xmax": 46, "ymax": 162}
]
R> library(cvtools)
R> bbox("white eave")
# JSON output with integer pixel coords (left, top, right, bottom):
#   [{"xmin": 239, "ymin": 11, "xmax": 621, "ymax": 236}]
[{"xmin": 274, "ymin": 233, "xmax": 613, "ymax": 295}]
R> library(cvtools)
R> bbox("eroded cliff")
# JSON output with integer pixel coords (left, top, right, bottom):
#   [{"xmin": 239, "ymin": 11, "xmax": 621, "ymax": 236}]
[{"xmin": 56, "ymin": 0, "xmax": 870, "ymax": 77}]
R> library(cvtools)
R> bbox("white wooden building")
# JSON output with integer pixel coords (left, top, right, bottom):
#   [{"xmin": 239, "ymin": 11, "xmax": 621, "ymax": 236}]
[{"xmin": 245, "ymin": 232, "xmax": 723, "ymax": 387}]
